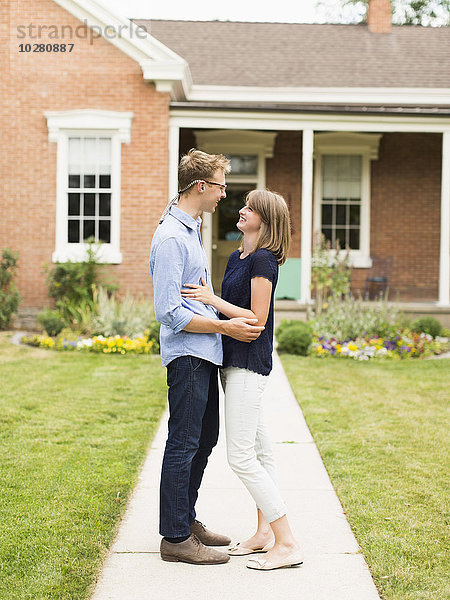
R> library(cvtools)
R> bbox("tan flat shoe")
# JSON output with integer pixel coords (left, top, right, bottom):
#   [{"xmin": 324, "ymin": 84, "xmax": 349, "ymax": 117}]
[
  {"xmin": 228, "ymin": 540, "xmax": 274, "ymax": 556},
  {"xmin": 246, "ymin": 551, "xmax": 304, "ymax": 570}
]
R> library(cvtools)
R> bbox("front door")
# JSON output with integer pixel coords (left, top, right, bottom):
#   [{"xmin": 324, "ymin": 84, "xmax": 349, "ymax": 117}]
[{"xmin": 212, "ymin": 184, "xmax": 256, "ymax": 293}]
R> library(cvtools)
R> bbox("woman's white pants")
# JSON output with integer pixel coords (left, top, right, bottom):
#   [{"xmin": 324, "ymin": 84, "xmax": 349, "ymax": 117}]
[{"xmin": 220, "ymin": 366, "xmax": 287, "ymax": 523}]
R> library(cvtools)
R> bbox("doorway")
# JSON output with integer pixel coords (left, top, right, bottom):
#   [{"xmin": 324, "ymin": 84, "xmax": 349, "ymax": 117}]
[{"xmin": 212, "ymin": 183, "xmax": 256, "ymax": 292}]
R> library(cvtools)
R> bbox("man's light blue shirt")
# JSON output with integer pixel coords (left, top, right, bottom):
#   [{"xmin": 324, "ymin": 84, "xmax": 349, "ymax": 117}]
[{"xmin": 149, "ymin": 206, "xmax": 223, "ymax": 367}]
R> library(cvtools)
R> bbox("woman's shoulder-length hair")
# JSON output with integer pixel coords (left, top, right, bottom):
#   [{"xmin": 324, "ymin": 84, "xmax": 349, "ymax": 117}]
[{"xmin": 239, "ymin": 189, "xmax": 291, "ymax": 265}]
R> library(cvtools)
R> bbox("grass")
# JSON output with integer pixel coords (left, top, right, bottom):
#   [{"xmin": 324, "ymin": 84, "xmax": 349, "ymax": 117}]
[
  {"xmin": 280, "ymin": 355, "xmax": 450, "ymax": 600},
  {"xmin": 0, "ymin": 332, "xmax": 167, "ymax": 600}
]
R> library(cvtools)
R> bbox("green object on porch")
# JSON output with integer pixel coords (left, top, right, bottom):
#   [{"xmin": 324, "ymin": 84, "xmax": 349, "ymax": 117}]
[{"xmin": 275, "ymin": 258, "xmax": 301, "ymax": 300}]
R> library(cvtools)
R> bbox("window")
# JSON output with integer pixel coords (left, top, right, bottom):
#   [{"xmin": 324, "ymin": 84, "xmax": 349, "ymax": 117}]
[
  {"xmin": 321, "ymin": 155, "xmax": 362, "ymax": 250},
  {"xmin": 45, "ymin": 110, "xmax": 133, "ymax": 263},
  {"xmin": 228, "ymin": 154, "xmax": 258, "ymax": 176},
  {"xmin": 67, "ymin": 137, "xmax": 112, "ymax": 245},
  {"xmin": 314, "ymin": 132, "xmax": 382, "ymax": 268}
]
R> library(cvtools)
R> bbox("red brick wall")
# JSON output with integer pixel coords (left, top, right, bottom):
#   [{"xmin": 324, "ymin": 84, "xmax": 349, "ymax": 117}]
[
  {"xmin": 351, "ymin": 132, "xmax": 441, "ymax": 301},
  {"xmin": 266, "ymin": 131, "xmax": 302, "ymax": 258},
  {"xmin": 1, "ymin": 0, "xmax": 170, "ymax": 311}
]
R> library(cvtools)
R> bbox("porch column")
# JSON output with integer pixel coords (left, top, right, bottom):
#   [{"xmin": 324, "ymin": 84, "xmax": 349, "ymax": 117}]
[
  {"xmin": 438, "ymin": 131, "xmax": 450, "ymax": 306},
  {"xmin": 168, "ymin": 123, "xmax": 179, "ymax": 202},
  {"xmin": 300, "ymin": 129, "xmax": 314, "ymax": 304}
]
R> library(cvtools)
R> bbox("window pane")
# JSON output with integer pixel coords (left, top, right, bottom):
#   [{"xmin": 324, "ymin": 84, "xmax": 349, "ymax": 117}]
[
  {"xmin": 350, "ymin": 205, "xmax": 360, "ymax": 225},
  {"xmin": 68, "ymin": 220, "xmax": 80, "ymax": 243},
  {"xmin": 99, "ymin": 220, "xmax": 111, "ymax": 243},
  {"xmin": 99, "ymin": 174, "xmax": 111, "ymax": 188},
  {"xmin": 229, "ymin": 155, "xmax": 258, "ymax": 175},
  {"xmin": 335, "ymin": 229, "xmax": 346, "ymax": 248},
  {"xmin": 68, "ymin": 138, "xmax": 81, "ymax": 175},
  {"xmin": 322, "ymin": 155, "xmax": 338, "ymax": 179},
  {"xmin": 349, "ymin": 228, "xmax": 360, "ymax": 249},
  {"xmin": 322, "ymin": 228, "xmax": 332, "ymax": 244},
  {"xmin": 84, "ymin": 174, "xmax": 96, "ymax": 188},
  {"xmin": 322, "ymin": 154, "xmax": 361, "ymax": 199},
  {"xmin": 99, "ymin": 193, "xmax": 111, "ymax": 216},
  {"xmin": 84, "ymin": 194, "xmax": 96, "ymax": 216},
  {"xmin": 83, "ymin": 220, "xmax": 95, "ymax": 241},
  {"xmin": 68, "ymin": 174, "xmax": 80, "ymax": 188},
  {"xmin": 68, "ymin": 193, "xmax": 80, "ymax": 216},
  {"xmin": 98, "ymin": 138, "xmax": 112, "ymax": 174},
  {"xmin": 336, "ymin": 204, "xmax": 346, "ymax": 225},
  {"xmin": 321, "ymin": 204, "xmax": 332, "ymax": 225},
  {"xmin": 84, "ymin": 138, "xmax": 97, "ymax": 175}
]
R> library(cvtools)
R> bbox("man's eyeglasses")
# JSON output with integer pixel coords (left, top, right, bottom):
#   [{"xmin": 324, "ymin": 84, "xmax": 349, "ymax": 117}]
[{"xmin": 202, "ymin": 180, "xmax": 227, "ymax": 192}]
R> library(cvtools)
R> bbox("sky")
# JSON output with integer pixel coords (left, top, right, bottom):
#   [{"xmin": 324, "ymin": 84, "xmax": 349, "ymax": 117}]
[{"xmin": 104, "ymin": 0, "xmax": 360, "ymax": 24}]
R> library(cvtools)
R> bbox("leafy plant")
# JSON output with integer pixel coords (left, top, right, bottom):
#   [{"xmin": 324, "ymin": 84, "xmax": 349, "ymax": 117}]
[
  {"xmin": 412, "ymin": 316, "xmax": 443, "ymax": 338},
  {"xmin": 276, "ymin": 320, "xmax": 313, "ymax": 355},
  {"xmin": 310, "ymin": 232, "xmax": 351, "ymax": 316},
  {"xmin": 43, "ymin": 243, "xmax": 116, "ymax": 332},
  {"xmin": 38, "ymin": 308, "xmax": 65, "ymax": 337},
  {"xmin": 310, "ymin": 293, "xmax": 402, "ymax": 341},
  {"xmin": 0, "ymin": 249, "xmax": 21, "ymax": 330},
  {"xmin": 92, "ymin": 287, "xmax": 157, "ymax": 339}
]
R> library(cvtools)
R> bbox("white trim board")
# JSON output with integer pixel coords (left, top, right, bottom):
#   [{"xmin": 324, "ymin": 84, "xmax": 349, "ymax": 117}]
[
  {"xmin": 188, "ymin": 85, "xmax": 450, "ymax": 106},
  {"xmin": 170, "ymin": 110, "xmax": 450, "ymax": 133}
]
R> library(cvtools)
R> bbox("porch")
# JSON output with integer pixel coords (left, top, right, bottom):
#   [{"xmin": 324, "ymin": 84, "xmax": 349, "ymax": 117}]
[{"xmin": 170, "ymin": 109, "xmax": 450, "ymax": 308}]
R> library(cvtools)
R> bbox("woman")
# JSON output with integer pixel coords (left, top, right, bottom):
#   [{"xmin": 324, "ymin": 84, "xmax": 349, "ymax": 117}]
[{"xmin": 181, "ymin": 189, "xmax": 303, "ymax": 571}]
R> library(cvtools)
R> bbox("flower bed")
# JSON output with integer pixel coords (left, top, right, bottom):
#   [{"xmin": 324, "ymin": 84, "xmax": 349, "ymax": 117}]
[
  {"xmin": 22, "ymin": 331, "xmax": 158, "ymax": 355},
  {"xmin": 312, "ymin": 329, "xmax": 446, "ymax": 360}
]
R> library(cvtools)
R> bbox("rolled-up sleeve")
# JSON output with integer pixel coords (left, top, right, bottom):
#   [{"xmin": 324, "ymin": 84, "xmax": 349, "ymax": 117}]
[{"xmin": 151, "ymin": 237, "xmax": 194, "ymax": 333}]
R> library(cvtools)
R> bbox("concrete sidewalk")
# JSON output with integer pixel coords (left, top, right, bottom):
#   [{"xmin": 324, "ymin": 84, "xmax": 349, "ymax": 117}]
[{"xmin": 91, "ymin": 352, "xmax": 381, "ymax": 600}]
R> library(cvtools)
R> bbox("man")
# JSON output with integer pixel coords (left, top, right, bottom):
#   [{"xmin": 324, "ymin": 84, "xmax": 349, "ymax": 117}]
[{"xmin": 149, "ymin": 149, "xmax": 263, "ymax": 565}]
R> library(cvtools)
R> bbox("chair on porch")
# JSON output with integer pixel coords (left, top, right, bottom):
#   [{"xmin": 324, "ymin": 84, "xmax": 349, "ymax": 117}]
[{"xmin": 364, "ymin": 256, "xmax": 393, "ymax": 300}]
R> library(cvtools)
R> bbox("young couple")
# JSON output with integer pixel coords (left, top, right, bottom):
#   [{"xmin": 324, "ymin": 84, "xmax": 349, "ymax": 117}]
[{"xmin": 149, "ymin": 149, "xmax": 302, "ymax": 571}]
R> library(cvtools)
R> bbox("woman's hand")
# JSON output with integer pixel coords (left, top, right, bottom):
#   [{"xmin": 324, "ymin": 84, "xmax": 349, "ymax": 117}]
[{"xmin": 181, "ymin": 277, "xmax": 216, "ymax": 306}]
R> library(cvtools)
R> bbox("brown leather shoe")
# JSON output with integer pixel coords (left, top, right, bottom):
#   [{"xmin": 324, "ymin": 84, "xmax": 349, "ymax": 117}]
[
  {"xmin": 190, "ymin": 520, "xmax": 231, "ymax": 546},
  {"xmin": 160, "ymin": 534, "xmax": 230, "ymax": 564}
]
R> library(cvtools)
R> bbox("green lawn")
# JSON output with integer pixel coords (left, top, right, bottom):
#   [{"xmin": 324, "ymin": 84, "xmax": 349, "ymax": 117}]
[
  {"xmin": 280, "ymin": 355, "xmax": 449, "ymax": 600},
  {"xmin": 0, "ymin": 333, "xmax": 167, "ymax": 600}
]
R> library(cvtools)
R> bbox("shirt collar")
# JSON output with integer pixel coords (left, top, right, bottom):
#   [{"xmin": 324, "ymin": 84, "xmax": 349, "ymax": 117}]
[{"xmin": 169, "ymin": 206, "xmax": 202, "ymax": 231}]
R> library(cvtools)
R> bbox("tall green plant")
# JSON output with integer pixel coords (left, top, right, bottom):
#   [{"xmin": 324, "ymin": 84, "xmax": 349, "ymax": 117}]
[
  {"xmin": 92, "ymin": 287, "xmax": 156, "ymax": 338},
  {"xmin": 43, "ymin": 243, "xmax": 116, "ymax": 331},
  {"xmin": 0, "ymin": 249, "xmax": 21, "ymax": 329},
  {"xmin": 310, "ymin": 233, "xmax": 351, "ymax": 315}
]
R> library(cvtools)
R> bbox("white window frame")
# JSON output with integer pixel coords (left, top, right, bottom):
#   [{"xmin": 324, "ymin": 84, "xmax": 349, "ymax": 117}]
[
  {"xmin": 45, "ymin": 110, "xmax": 133, "ymax": 263},
  {"xmin": 313, "ymin": 132, "xmax": 382, "ymax": 269}
]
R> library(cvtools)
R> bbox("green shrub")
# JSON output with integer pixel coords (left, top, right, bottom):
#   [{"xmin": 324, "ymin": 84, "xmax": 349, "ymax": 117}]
[
  {"xmin": 276, "ymin": 321, "xmax": 313, "ymax": 355},
  {"xmin": 0, "ymin": 249, "xmax": 21, "ymax": 329},
  {"xmin": 441, "ymin": 327, "xmax": 450, "ymax": 338},
  {"xmin": 38, "ymin": 309, "xmax": 65, "ymax": 337},
  {"xmin": 412, "ymin": 316, "xmax": 443, "ymax": 338},
  {"xmin": 145, "ymin": 319, "xmax": 161, "ymax": 353}
]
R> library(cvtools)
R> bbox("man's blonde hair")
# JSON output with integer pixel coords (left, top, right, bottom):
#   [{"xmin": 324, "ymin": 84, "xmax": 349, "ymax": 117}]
[
  {"xmin": 239, "ymin": 189, "xmax": 291, "ymax": 265},
  {"xmin": 178, "ymin": 148, "xmax": 231, "ymax": 192}
]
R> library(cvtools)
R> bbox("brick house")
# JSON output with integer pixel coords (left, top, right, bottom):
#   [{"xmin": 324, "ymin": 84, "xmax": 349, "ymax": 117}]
[{"xmin": 2, "ymin": 0, "xmax": 450, "ymax": 327}]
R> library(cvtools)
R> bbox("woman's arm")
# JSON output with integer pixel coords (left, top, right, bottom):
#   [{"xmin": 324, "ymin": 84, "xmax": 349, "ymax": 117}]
[{"xmin": 181, "ymin": 276, "xmax": 272, "ymax": 326}]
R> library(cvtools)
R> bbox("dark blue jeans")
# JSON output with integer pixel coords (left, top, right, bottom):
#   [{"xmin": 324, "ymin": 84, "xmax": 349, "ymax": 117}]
[{"xmin": 159, "ymin": 356, "xmax": 219, "ymax": 537}]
